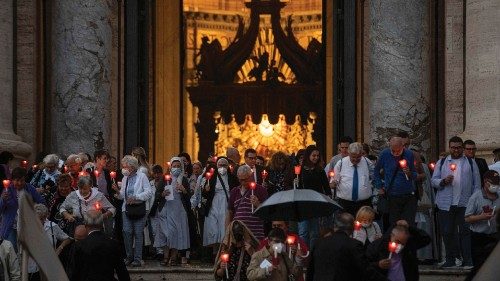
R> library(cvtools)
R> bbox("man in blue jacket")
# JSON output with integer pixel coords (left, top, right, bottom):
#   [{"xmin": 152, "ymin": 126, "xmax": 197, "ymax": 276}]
[
  {"xmin": 0, "ymin": 167, "xmax": 45, "ymax": 252},
  {"xmin": 374, "ymin": 136, "xmax": 418, "ymax": 227}
]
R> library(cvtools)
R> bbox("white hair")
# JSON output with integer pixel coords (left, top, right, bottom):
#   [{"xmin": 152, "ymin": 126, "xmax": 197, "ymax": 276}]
[
  {"xmin": 77, "ymin": 175, "xmax": 93, "ymax": 189},
  {"xmin": 348, "ymin": 142, "xmax": 364, "ymax": 155},
  {"xmin": 237, "ymin": 165, "xmax": 253, "ymax": 178},
  {"xmin": 34, "ymin": 203, "xmax": 48, "ymax": 218},
  {"xmin": 43, "ymin": 154, "xmax": 60, "ymax": 165},
  {"xmin": 121, "ymin": 155, "xmax": 139, "ymax": 170}
]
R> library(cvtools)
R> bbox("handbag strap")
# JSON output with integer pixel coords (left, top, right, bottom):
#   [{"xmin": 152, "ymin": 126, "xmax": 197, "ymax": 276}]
[
  {"xmin": 233, "ymin": 248, "xmax": 246, "ymax": 281},
  {"xmin": 217, "ymin": 173, "xmax": 230, "ymax": 203},
  {"xmin": 385, "ymin": 157, "xmax": 401, "ymax": 194}
]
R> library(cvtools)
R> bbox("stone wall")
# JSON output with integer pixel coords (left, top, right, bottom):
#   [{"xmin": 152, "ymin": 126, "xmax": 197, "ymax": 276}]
[
  {"xmin": 50, "ymin": 0, "xmax": 118, "ymax": 156},
  {"xmin": 365, "ymin": 0, "xmax": 431, "ymax": 155}
]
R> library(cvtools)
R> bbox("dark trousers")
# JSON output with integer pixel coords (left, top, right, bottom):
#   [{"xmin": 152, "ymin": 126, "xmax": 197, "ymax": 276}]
[
  {"xmin": 437, "ymin": 206, "xmax": 472, "ymax": 264},
  {"xmin": 337, "ymin": 198, "xmax": 372, "ymax": 217},
  {"xmin": 388, "ymin": 193, "xmax": 417, "ymax": 226}
]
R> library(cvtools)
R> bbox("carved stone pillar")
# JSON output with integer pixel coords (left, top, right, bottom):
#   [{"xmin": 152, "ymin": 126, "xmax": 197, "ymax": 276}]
[
  {"xmin": 0, "ymin": 0, "xmax": 32, "ymax": 160},
  {"xmin": 462, "ymin": 0, "xmax": 500, "ymax": 158},
  {"xmin": 366, "ymin": 0, "xmax": 431, "ymax": 155},
  {"xmin": 50, "ymin": 0, "xmax": 117, "ymax": 156}
]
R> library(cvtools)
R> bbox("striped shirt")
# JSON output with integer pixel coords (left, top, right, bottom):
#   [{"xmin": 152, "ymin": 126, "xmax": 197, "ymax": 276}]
[{"xmin": 228, "ymin": 185, "xmax": 268, "ymax": 239}]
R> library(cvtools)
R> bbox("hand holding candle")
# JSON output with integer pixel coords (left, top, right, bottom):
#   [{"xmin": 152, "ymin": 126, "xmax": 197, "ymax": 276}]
[
  {"xmin": 328, "ymin": 170, "xmax": 335, "ymax": 184},
  {"xmin": 388, "ymin": 242, "xmax": 398, "ymax": 259},
  {"xmin": 249, "ymin": 182, "xmax": 256, "ymax": 213},
  {"xmin": 205, "ymin": 172, "xmax": 213, "ymax": 185},
  {"xmin": 294, "ymin": 165, "xmax": 301, "ymax": 188},
  {"xmin": 220, "ymin": 253, "xmax": 230, "ymax": 279},
  {"xmin": 399, "ymin": 159, "xmax": 409, "ymax": 180},
  {"xmin": 429, "ymin": 162, "xmax": 435, "ymax": 171},
  {"xmin": 287, "ymin": 235, "xmax": 296, "ymax": 258},
  {"xmin": 110, "ymin": 171, "xmax": 117, "ymax": 183}
]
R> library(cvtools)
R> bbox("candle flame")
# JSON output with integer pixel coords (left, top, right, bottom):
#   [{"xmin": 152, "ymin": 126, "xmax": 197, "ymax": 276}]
[
  {"xmin": 249, "ymin": 182, "xmax": 256, "ymax": 189},
  {"xmin": 3, "ymin": 180, "xmax": 10, "ymax": 189}
]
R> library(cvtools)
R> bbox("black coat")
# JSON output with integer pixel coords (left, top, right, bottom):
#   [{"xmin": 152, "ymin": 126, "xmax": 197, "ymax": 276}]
[
  {"xmin": 299, "ymin": 166, "xmax": 332, "ymax": 196},
  {"xmin": 474, "ymin": 157, "xmax": 489, "ymax": 185},
  {"xmin": 366, "ymin": 225, "xmax": 431, "ymax": 281},
  {"xmin": 71, "ymin": 230, "xmax": 130, "ymax": 281},
  {"xmin": 306, "ymin": 231, "xmax": 385, "ymax": 281}
]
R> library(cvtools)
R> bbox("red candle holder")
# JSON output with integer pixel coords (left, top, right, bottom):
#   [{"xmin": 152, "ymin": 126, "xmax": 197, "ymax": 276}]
[
  {"xmin": 220, "ymin": 253, "xmax": 230, "ymax": 279},
  {"xmin": 388, "ymin": 242, "xmax": 398, "ymax": 258},
  {"xmin": 21, "ymin": 160, "xmax": 28, "ymax": 168},
  {"xmin": 94, "ymin": 170, "xmax": 100, "ymax": 178},
  {"xmin": 110, "ymin": 171, "xmax": 117, "ymax": 179},
  {"xmin": 209, "ymin": 167, "xmax": 215, "ymax": 174},
  {"xmin": 450, "ymin": 163, "xmax": 457, "ymax": 172},
  {"xmin": 63, "ymin": 166, "xmax": 68, "ymax": 173},
  {"xmin": 3, "ymin": 180, "xmax": 11, "ymax": 189},
  {"xmin": 354, "ymin": 221, "xmax": 362, "ymax": 231},
  {"xmin": 205, "ymin": 172, "xmax": 213, "ymax": 180},
  {"xmin": 164, "ymin": 174, "xmax": 172, "ymax": 182},
  {"xmin": 249, "ymin": 182, "xmax": 256, "ymax": 190},
  {"xmin": 429, "ymin": 162, "xmax": 435, "ymax": 170},
  {"xmin": 294, "ymin": 165, "xmax": 301, "ymax": 175},
  {"xmin": 398, "ymin": 159, "xmax": 407, "ymax": 168},
  {"xmin": 78, "ymin": 171, "xmax": 86, "ymax": 177},
  {"xmin": 261, "ymin": 170, "xmax": 268, "ymax": 180},
  {"xmin": 94, "ymin": 201, "xmax": 101, "ymax": 211}
]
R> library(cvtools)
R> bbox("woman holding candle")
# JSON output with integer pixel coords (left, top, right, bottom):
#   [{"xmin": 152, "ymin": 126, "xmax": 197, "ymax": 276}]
[
  {"xmin": 352, "ymin": 206, "xmax": 382, "ymax": 249},
  {"xmin": 65, "ymin": 154, "xmax": 83, "ymax": 190},
  {"xmin": 265, "ymin": 152, "xmax": 294, "ymax": 196},
  {"xmin": 112, "ymin": 155, "xmax": 153, "ymax": 267},
  {"xmin": 296, "ymin": 145, "xmax": 331, "ymax": 248},
  {"xmin": 214, "ymin": 220, "xmax": 258, "ymax": 281},
  {"xmin": 30, "ymin": 154, "xmax": 62, "ymax": 202},
  {"xmin": 203, "ymin": 157, "xmax": 239, "ymax": 252},
  {"xmin": 48, "ymin": 174, "xmax": 72, "ymax": 226},
  {"xmin": 154, "ymin": 157, "xmax": 191, "ymax": 266},
  {"xmin": 60, "ymin": 176, "xmax": 115, "ymax": 237},
  {"xmin": 247, "ymin": 227, "xmax": 301, "ymax": 281}
]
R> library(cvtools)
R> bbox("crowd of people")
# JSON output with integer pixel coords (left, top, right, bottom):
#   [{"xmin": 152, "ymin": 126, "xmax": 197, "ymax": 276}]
[{"xmin": 0, "ymin": 132, "xmax": 499, "ymax": 281}]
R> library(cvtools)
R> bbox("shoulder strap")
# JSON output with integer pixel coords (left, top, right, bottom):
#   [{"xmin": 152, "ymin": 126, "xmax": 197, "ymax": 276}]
[
  {"xmin": 439, "ymin": 157, "xmax": 446, "ymax": 173},
  {"xmin": 217, "ymin": 173, "xmax": 230, "ymax": 203},
  {"xmin": 386, "ymin": 158, "xmax": 400, "ymax": 194}
]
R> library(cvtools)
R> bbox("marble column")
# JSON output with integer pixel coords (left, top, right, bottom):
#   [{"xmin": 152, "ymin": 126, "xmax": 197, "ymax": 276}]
[
  {"xmin": 0, "ymin": 0, "xmax": 32, "ymax": 159},
  {"xmin": 50, "ymin": 0, "xmax": 116, "ymax": 156},
  {"xmin": 366, "ymin": 0, "xmax": 431, "ymax": 155},
  {"xmin": 462, "ymin": 0, "xmax": 500, "ymax": 157}
]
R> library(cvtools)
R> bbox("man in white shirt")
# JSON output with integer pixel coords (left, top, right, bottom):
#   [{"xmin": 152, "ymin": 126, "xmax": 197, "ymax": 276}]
[
  {"xmin": 332, "ymin": 142, "xmax": 374, "ymax": 216},
  {"xmin": 489, "ymin": 148, "xmax": 500, "ymax": 174}
]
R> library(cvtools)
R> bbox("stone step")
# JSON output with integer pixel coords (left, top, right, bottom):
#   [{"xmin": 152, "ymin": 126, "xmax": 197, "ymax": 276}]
[{"xmin": 127, "ymin": 262, "xmax": 469, "ymax": 281}]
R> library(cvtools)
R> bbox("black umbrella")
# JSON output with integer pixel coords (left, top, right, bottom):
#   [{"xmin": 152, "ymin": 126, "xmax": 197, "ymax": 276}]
[{"xmin": 254, "ymin": 188, "xmax": 343, "ymax": 221}]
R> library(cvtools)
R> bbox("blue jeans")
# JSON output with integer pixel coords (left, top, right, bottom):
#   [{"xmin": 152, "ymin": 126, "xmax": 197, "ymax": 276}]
[
  {"xmin": 438, "ymin": 206, "xmax": 472, "ymax": 265},
  {"xmin": 122, "ymin": 212, "xmax": 147, "ymax": 263},
  {"xmin": 298, "ymin": 218, "xmax": 319, "ymax": 248}
]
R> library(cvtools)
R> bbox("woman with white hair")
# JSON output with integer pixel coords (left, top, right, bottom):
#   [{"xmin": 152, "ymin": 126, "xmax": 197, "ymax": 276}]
[
  {"xmin": 59, "ymin": 176, "xmax": 115, "ymax": 237},
  {"xmin": 202, "ymin": 157, "xmax": 239, "ymax": 252},
  {"xmin": 154, "ymin": 157, "xmax": 191, "ymax": 266},
  {"xmin": 113, "ymin": 155, "xmax": 152, "ymax": 267},
  {"xmin": 30, "ymin": 154, "xmax": 62, "ymax": 202}
]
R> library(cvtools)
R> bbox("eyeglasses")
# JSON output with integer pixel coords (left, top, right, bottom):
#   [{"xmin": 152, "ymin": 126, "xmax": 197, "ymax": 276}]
[
  {"xmin": 464, "ymin": 148, "xmax": 477, "ymax": 151},
  {"xmin": 450, "ymin": 146, "xmax": 463, "ymax": 150}
]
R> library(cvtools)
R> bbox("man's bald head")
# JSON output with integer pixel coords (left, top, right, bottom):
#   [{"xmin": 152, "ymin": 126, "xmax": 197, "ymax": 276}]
[
  {"xmin": 74, "ymin": 225, "xmax": 88, "ymax": 241},
  {"xmin": 390, "ymin": 137, "xmax": 404, "ymax": 156}
]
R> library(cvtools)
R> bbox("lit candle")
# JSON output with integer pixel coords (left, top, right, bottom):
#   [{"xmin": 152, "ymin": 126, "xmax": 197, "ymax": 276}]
[
  {"xmin": 3, "ymin": 180, "xmax": 10, "ymax": 190},
  {"xmin": 429, "ymin": 162, "xmax": 435, "ymax": 171},
  {"xmin": 64, "ymin": 165, "xmax": 68, "ymax": 173},
  {"xmin": 205, "ymin": 172, "xmax": 213, "ymax": 186},
  {"xmin": 213, "ymin": 156, "xmax": 218, "ymax": 162},
  {"xmin": 261, "ymin": 170, "xmax": 268, "ymax": 180},
  {"xmin": 78, "ymin": 171, "xmax": 86, "ymax": 177},
  {"xmin": 450, "ymin": 163, "xmax": 457, "ymax": 172},
  {"xmin": 110, "ymin": 171, "xmax": 117, "ymax": 184},
  {"xmin": 388, "ymin": 242, "xmax": 398, "ymax": 259},
  {"xmin": 220, "ymin": 253, "xmax": 230, "ymax": 279},
  {"xmin": 94, "ymin": 170, "xmax": 100, "ymax": 178},
  {"xmin": 229, "ymin": 164, "xmax": 234, "ymax": 173},
  {"xmin": 287, "ymin": 235, "xmax": 296, "ymax": 258},
  {"xmin": 273, "ymin": 244, "xmax": 279, "ymax": 259},
  {"xmin": 398, "ymin": 159, "xmax": 409, "ymax": 180},
  {"xmin": 294, "ymin": 165, "xmax": 301, "ymax": 188},
  {"xmin": 354, "ymin": 221, "xmax": 362, "ymax": 231},
  {"xmin": 209, "ymin": 167, "xmax": 215, "ymax": 174},
  {"xmin": 328, "ymin": 170, "xmax": 335, "ymax": 183},
  {"xmin": 21, "ymin": 160, "xmax": 28, "ymax": 168},
  {"xmin": 250, "ymin": 182, "xmax": 256, "ymax": 213},
  {"xmin": 32, "ymin": 164, "xmax": 38, "ymax": 170},
  {"xmin": 94, "ymin": 201, "xmax": 101, "ymax": 211},
  {"xmin": 164, "ymin": 174, "xmax": 171, "ymax": 184}
]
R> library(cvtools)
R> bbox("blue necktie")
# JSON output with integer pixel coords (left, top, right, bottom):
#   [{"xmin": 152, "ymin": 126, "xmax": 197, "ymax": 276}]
[{"xmin": 352, "ymin": 165, "xmax": 359, "ymax": 201}]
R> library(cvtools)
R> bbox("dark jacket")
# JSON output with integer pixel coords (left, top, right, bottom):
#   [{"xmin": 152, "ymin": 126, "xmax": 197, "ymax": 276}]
[
  {"xmin": 306, "ymin": 231, "xmax": 385, "ymax": 281},
  {"xmin": 299, "ymin": 166, "xmax": 331, "ymax": 196},
  {"xmin": 71, "ymin": 230, "xmax": 130, "ymax": 281},
  {"xmin": 149, "ymin": 179, "xmax": 167, "ymax": 216},
  {"xmin": 202, "ymin": 171, "xmax": 239, "ymax": 216},
  {"xmin": 366, "ymin": 225, "xmax": 431, "ymax": 281},
  {"xmin": 474, "ymin": 157, "xmax": 489, "ymax": 185}
]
